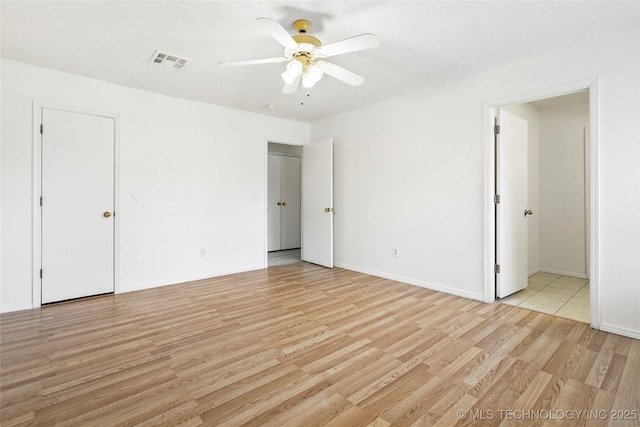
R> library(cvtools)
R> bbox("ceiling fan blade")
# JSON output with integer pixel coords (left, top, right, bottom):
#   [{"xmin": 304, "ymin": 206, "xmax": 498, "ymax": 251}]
[
  {"xmin": 282, "ymin": 75, "xmax": 301, "ymax": 94},
  {"xmin": 317, "ymin": 62, "xmax": 365, "ymax": 86},
  {"xmin": 318, "ymin": 33, "xmax": 380, "ymax": 57},
  {"xmin": 257, "ymin": 17, "xmax": 298, "ymax": 50},
  {"xmin": 219, "ymin": 57, "xmax": 289, "ymax": 66}
]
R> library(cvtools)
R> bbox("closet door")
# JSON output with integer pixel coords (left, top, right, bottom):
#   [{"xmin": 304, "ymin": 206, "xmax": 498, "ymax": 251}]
[
  {"xmin": 41, "ymin": 107, "xmax": 115, "ymax": 303},
  {"xmin": 267, "ymin": 154, "xmax": 282, "ymax": 251},
  {"xmin": 281, "ymin": 156, "xmax": 301, "ymax": 249}
]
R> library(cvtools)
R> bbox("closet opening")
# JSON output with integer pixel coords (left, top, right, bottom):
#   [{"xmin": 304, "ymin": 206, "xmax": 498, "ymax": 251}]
[{"xmin": 267, "ymin": 142, "xmax": 302, "ymax": 266}]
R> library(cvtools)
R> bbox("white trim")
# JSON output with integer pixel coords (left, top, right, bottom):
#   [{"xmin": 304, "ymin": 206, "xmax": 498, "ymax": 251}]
[
  {"xmin": 587, "ymin": 81, "xmax": 601, "ymax": 330},
  {"xmin": 263, "ymin": 138, "xmax": 269, "ymax": 268},
  {"xmin": 120, "ymin": 265, "xmax": 265, "ymax": 293},
  {"xmin": 483, "ymin": 106, "xmax": 497, "ymax": 303},
  {"xmin": 335, "ymin": 262, "xmax": 484, "ymax": 302},
  {"xmin": 0, "ymin": 303, "xmax": 34, "ymax": 314},
  {"xmin": 31, "ymin": 102, "xmax": 42, "ymax": 308},
  {"xmin": 537, "ymin": 268, "xmax": 588, "ymax": 280},
  {"xmin": 599, "ymin": 323, "xmax": 640, "ymax": 340},
  {"xmin": 483, "ymin": 79, "xmax": 601, "ymax": 329},
  {"xmin": 485, "ymin": 79, "xmax": 597, "ymax": 109},
  {"xmin": 528, "ymin": 268, "xmax": 540, "ymax": 277},
  {"xmin": 113, "ymin": 111, "xmax": 121, "ymax": 294},
  {"xmin": 31, "ymin": 100, "xmax": 120, "ymax": 308}
]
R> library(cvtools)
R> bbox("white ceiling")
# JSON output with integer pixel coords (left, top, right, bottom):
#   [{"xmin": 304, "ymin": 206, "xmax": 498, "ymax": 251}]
[
  {"xmin": 2, "ymin": 1, "xmax": 638, "ymax": 122},
  {"xmin": 528, "ymin": 90, "xmax": 589, "ymax": 110}
]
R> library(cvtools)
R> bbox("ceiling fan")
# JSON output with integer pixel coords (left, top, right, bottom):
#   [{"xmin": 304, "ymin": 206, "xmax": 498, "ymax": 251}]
[{"xmin": 219, "ymin": 18, "xmax": 380, "ymax": 94}]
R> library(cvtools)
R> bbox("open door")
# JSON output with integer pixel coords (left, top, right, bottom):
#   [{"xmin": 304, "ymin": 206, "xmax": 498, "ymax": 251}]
[
  {"xmin": 496, "ymin": 110, "xmax": 529, "ymax": 298},
  {"xmin": 302, "ymin": 139, "xmax": 333, "ymax": 268}
]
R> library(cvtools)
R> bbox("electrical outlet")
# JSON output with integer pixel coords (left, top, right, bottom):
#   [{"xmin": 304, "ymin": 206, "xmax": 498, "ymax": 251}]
[
  {"xmin": 200, "ymin": 248, "xmax": 206, "ymax": 257},
  {"xmin": 393, "ymin": 248, "xmax": 400, "ymax": 257}
]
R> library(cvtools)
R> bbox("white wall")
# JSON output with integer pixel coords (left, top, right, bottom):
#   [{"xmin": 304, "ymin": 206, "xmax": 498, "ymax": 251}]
[
  {"xmin": 598, "ymin": 50, "xmax": 640, "ymax": 338},
  {"xmin": 0, "ymin": 58, "xmax": 310, "ymax": 312},
  {"xmin": 503, "ymin": 103, "xmax": 540, "ymax": 275},
  {"xmin": 538, "ymin": 100, "xmax": 589, "ymax": 278},
  {"xmin": 3, "ymin": 27, "xmax": 638, "ymax": 339},
  {"xmin": 311, "ymin": 27, "xmax": 640, "ymax": 338}
]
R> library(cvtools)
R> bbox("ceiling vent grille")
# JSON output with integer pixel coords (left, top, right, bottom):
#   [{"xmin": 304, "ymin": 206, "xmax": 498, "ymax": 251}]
[{"xmin": 149, "ymin": 50, "xmax": 188, "ymax": 70}]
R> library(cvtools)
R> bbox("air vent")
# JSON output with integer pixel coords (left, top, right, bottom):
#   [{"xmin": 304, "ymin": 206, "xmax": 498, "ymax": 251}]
[{"xmin": 149, "ymin": 50, "xmax": 188, "ymax": 70}]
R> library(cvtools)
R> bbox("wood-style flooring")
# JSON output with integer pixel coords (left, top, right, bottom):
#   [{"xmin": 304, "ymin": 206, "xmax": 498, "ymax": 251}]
[{"xmin": 1, "ymin": 262, "xmax": 638, "ymax": 426}]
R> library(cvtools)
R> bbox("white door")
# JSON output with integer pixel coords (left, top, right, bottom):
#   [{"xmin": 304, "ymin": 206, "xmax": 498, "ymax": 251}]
[
  {"xmin": 302, "ymin": 139, "xmax": 333, "ymax": 268},
  {"xmin": 267, "ymin": 154, "xmax": 282, "ymax": 251},
  {"xmin": 281, "ymin": 156, "xmax": 301, "ymax": 249},
  {"xmin": 496, "ymin": 110, "xmax": 529, "ymax": 298},
  {"xmin": 268, "ymin": 154, "xmax": 301, "ymax": 251},
  {"xmin": 41, "ymin": 108, "xmax": 115, "ymax": 303}
]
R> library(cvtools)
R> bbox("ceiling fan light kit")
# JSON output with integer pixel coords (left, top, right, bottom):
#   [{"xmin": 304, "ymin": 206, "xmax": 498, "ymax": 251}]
[{"xmin": 219, "ymin": 17, "xmax": 380, "ymax": 95}]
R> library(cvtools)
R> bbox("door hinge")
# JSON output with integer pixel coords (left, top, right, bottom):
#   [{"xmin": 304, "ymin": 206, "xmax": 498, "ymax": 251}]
[
  {"xmin": 494, "ymin": 194, "xmax": 500, "ymax": 204},
  {"xmin": 494, "ymin": 124, "xmax": 500, "ymax": 135},
  {"xmin": 495, "ymin": 264, "xmax": 501, "ymax": 274},
  {"xmin": 40, "ymin": 124, "xmax": 43, "ymax": 134},
  {"xmin": 40, "ymin": 269, "xmax": 43, "ymax": 279},
  {"xmin": 40, "ymin": 196, "xmax": 43, "ymax": 206}
]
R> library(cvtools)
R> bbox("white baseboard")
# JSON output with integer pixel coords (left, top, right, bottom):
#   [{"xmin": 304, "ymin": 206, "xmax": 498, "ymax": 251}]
[
  {"xmin": 599, "ymin": 323, "xmax": 640, "ymax": 340},
  {"xmin": 538, "ymin": 268, "xmax": 588, "ymax": 279},
  {"xmin": 528, "ymin": 268, "xmax": 540, "ymax": 277},
  {"xmin": 0, "ymin": 302, "xmax": 35, "ymax": 314},
  {"xmin": 119, "ymin": 264, "xmax": 265, "ymax": 294},
  {"xmin": 1, "ymin": 265, "xmax": 267, "ymax": 314},
  {"xmin": 334, "ymin": 262, "xmax": 484, "ymax": 302}
]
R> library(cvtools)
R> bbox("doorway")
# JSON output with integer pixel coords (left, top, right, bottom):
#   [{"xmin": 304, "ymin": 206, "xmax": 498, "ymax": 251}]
[
  {"xmin": 492, "ymin": 89, "xmax": 593, "ymax": 323},
  {"xmin": 268, "ymin": 142, "xmax": 302, "ymax": 266},
  {"xmin": 265, "ymin": 138, "xmax": 335, "ymax": 269},
  {"xmin": 33, "ymin": 104, "xmax": 117, "ymax": 305}
]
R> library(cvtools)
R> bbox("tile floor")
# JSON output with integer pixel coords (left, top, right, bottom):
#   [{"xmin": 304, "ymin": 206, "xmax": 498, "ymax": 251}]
[
  {"xmin": 499, "ymin": 272, "xmax": 590, "ymax": 323},
  {"xmin": 268, "ymin": 248, "xmax": 301, "ymax": 267},
  {"xmin": 268, "ymin": 256, "xmax": 590, "ymax": 323}
]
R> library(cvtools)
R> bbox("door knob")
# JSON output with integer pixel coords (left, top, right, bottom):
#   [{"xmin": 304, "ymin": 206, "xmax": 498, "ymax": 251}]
[
  {"xmin": 277, "ymin": 202, "xmax": 282, "ymax": 206},
  {"xmin": 103, "ymin": 211, "xmax": 112, "ymax": 218},
  {"xmin": 282, "ymin": 202, "xmax": 287, "ymax": 206},
  {"xmin": 524, "ymin": 209, "xmax": 533, "ymax": 216},
  {"xmin": 324, "ymin": 207, "xmax": 334, "ymax": 212}
]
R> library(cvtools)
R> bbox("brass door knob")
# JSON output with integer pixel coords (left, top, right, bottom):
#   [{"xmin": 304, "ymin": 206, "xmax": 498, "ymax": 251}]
[
  {"xmin": 324, "ymin": 207, "xmax": 334, "ymax": 212},
  {"xmin": 103, "ymin": 211, "xmax": 112, "ymax": 218}
]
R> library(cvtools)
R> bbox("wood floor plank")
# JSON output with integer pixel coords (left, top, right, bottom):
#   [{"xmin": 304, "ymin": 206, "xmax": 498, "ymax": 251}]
[{"xmin": 1, "ymin": 264, "xmax": 638, "ymax": 426}]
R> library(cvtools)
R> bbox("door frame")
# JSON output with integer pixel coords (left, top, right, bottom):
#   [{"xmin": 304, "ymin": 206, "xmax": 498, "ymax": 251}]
[
  {"xmin": 483, "ymin": 79, "xmax": 601, "ymax": 330},
  {"xmin": 263, "ymin": 137, "xmax": 305, "ymax": 267},
  {"xmin": 31, "ymin": 101, "xmax": 120, "ymax": 308}
]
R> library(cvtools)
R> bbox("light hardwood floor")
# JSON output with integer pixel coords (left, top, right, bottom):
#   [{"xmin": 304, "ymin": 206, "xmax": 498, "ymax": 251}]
[{"xmin": 1, "ymin": 263, "xmax": 638, "ymax": 426}]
